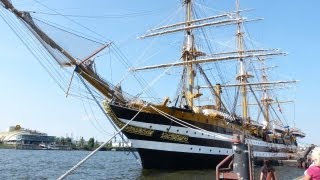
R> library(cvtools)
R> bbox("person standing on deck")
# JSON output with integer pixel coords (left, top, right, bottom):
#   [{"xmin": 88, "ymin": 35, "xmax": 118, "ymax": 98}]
[
  {"xmin": 304, "ymin": 147, "xmax": 320, "ymax": 180},
  {"xmin": 260, "ymin": 160, "xmax": 277, "ymax": 180}
]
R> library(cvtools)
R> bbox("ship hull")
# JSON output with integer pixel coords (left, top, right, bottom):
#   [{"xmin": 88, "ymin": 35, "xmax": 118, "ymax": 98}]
[
  {"xmin": 137, "ymin": 148, "xmax": 226, "ymax": 169},
  {"xmin": 106, "ymin": 103, "xmax": 296, "ymax": 169}
]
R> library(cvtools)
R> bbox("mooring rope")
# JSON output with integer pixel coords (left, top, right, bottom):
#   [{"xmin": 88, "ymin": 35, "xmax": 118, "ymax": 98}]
[
  {"xmin": 77, "ymin": 74, "xmax": 141, "ymax": 162},
  {"xmin": 57, "ymin": 103, "xmax": 147, "ymax": 180}
]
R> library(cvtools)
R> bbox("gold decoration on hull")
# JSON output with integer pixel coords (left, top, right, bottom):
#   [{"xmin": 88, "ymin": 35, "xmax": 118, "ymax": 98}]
[
  {"xmin": 105, "ymin": 102, "xmax": 188, "ymax": 142},
  {"xmin": 160, "ymin": 132, "xmax": 189, "ymax": 143},
  {"xmin": 104, "ymin": 102, "xmax": 154, "ymax": 137}
]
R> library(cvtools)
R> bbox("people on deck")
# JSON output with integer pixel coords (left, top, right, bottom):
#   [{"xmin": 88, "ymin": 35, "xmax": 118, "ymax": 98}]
[
  {"xmin": 260, "ymin": 160, "xmax": 277, "ymax": 180},
  {"xmin": 304, "ymin": 147, "xmax": 320, "ymax": 180}
]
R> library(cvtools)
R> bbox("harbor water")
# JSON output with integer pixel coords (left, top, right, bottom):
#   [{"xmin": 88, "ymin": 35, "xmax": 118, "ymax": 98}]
[{"xmin": 0, "ymin": 149, "xmax": 304, "ymax": 179}]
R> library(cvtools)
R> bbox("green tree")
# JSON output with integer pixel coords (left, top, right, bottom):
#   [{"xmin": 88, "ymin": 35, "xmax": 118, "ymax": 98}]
[
  {"xmin": 60, "ymin": 137, "xmax": 66, "ymax": 145},
  {"xmin": 55, "ymin": 137, "xmax": 61, "ymax": 144},
  {"xmin": 79, "ymin": 137, "xmax": 85, "ymax": 148},
  {"xmin": 94, "ymin": 140, "xmax": 99, "ymax": 148},
  {"xmin": 105, "ymin": 141, "xmax": 112, "ymax": 148},
  {"xmin": 87, "ymin": 137, "xmax": 95, "ymax": 150},
  {"xmin": 65, "ymin": 137, "xmax": 72, "ymax": 145}
]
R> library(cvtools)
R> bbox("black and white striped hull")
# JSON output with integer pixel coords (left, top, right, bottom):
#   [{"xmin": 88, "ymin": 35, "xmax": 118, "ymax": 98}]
[
  {"xmin": 108, "ymin": 104, "xmax": 297, "ymax": 169},
  {"xmin": 135, "ymin": 145, "xmax": 226, "ymax": 169}
]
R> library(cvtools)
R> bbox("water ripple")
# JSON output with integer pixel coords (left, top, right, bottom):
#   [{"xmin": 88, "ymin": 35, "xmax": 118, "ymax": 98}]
[{"xmin": 0, "ymin": 149, "xmax": 304, "ymax": 180}]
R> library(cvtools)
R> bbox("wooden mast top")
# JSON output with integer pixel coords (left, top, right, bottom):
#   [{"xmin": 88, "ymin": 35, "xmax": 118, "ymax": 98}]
[
  {"xmin": 236, "ymin": 0, "xmax": 252, "ymax": 124},
  {"xmin": 183, "ymin": 0, "xmax": 196, "ymax": 108}
]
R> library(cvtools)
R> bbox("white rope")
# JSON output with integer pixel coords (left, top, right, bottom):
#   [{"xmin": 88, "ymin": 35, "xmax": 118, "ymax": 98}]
[
  {"xmin": 57, "ymin": 103, "xmax": 147, "ymax": 180},
  {"xmin": 150, "ymin": 105, "xmax": 232, "ymax": 142},
  {"xmin": 150, "ymin": 105, "xmax": 267, "ymax": 142},
  {"xmin": 132, "ymin": 57, "xmax": 183, "ymax": 101}
]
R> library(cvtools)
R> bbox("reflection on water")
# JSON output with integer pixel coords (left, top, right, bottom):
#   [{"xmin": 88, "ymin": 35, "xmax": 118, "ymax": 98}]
[{"xmin": 0, "ymin": 149, "xmax": 304, "ymax": 179}]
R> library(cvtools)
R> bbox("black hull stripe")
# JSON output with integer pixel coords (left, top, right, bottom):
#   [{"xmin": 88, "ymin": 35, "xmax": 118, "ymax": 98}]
[
  {"xmin": 137, "ymin": 148, "xmax": 288, "ymax": 170},
  {"xmin": 118, "ymin": 118, "xmax": 296, "ymax": 153},
  {"xmin": 132, "ymin": 139, "xmax": 293, "ymax": 158},
  {"xmin": 122, "ymin": 128, "xmax": 232, "ymax": 149},
  {"xmin": 110, "ymin": 104, "xmax": 234, "ymax": 135},
  {"xmin": 110, "ymin": 104, "xmax": 296, "ymax": 149},
  {"xmin": 122, "ymin": 128, "xmax": 294, "ymax": 154},
  {"xmin": 138, "ymin": 148, "xmax": 226, "ymax": 169}
]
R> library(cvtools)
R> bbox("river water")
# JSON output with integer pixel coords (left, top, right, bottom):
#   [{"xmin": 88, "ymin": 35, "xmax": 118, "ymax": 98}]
[{"xmin": 0, "ymin": 149, "xmax": 304, "ymax": 179}]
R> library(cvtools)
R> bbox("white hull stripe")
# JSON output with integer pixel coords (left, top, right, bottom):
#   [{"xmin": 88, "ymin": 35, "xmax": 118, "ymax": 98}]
[
  {"xmin": 246, "ymin": 139, "xmax": 296, "ymax": 150},
  {"xmin": 131, "ymin": 140, "xmax": 291, "ymax": 158},
  {"xmin": 120, "ymin": 118, "xmax": 296, "ymax": 150},
  {"xmin": 131, "ymin": 139, "xmax": 231, "ymax": 155}
]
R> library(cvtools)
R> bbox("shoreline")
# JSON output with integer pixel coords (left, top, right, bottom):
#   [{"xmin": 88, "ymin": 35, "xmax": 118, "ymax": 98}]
[{"xmin": 0, "ymin": 144, "xmax": 15, "ymax": 149}]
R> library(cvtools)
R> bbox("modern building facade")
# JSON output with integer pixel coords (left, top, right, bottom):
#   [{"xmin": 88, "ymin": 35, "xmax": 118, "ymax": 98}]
[{"xmin": 0, "ymin": 125, "xmax": 55, "ymax": 149}]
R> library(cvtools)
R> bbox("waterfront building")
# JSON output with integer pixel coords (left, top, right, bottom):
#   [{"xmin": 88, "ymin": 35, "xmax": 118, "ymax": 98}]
[{"xmin": 0, "ymin": 125, "xmax": 55, "ymax": 149}]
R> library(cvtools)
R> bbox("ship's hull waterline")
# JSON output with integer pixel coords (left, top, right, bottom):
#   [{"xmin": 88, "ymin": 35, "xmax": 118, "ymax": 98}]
[{"xmin": 106, "ymin": 103, "xmax": 296, "ymax": 169}]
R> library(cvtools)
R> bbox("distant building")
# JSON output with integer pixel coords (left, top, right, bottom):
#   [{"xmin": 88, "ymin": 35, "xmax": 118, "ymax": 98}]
[{"xmin": 0, "ymin": 125, "xmax": 55, "ymax": 149}]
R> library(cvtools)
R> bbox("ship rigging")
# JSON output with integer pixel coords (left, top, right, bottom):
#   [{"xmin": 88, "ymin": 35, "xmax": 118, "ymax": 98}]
[{"xmin": 0, "ymin": 0, "xmax": 305, "ymax": 169}]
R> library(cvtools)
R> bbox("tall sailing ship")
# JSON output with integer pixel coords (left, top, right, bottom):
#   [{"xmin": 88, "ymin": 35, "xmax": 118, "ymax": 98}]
[{"xmin": 1, "ymin": 0, "xmax": 305, "ymax": 169}]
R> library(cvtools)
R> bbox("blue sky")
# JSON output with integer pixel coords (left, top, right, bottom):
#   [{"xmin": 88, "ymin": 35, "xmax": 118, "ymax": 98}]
[{"xmin": 0, "ymin": 0, "xmax": 319, "ymax": 145}]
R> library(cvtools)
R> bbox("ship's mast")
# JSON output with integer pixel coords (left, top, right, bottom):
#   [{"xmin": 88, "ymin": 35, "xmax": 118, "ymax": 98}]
[
  {"xmin": 183, "ymin": 0, "xmax": 196, "ymax": 108},
  {"xmin": 260, "ymin": 59, "xmax": 273, "ymax": 129},
  {"xmin": 133, "ymin": 0, "xmax": 288, "ymax": 115},
  {"xmin": 235, "ymin": 0, "xmax": 252, "ymax": 124}
]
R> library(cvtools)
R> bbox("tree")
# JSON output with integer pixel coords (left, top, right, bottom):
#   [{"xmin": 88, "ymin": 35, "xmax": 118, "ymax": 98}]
[
  {"xmin": 60, "ymin": 137, "xmax": 66, "ymax": 145},
  {"xmin": 94, "ymin": 140, "xmax": 99, "ymax": 148},
  {"xmin": 55, "ymin": 137, "xmax": 61, "ymax": 144},
  {"xmin": 105, "ymin": 141, "xmax": 112, "ymax": 148},
  {"xmin": 87, "ymin": 137, "xmax": 95, "ymax": 150},
  {"xmin": 65, "ymin": 137, "xmax": 72, "ymax": 145},
  {"xmin": 79, "ymin": 137, "xmax": 85, "ymax": 148}
]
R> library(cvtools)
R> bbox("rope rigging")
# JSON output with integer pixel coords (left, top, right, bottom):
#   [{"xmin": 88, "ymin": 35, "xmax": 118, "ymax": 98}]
[
  {"xmin": 150, "ymin": 105, "xmax": 232, "ymax": 142},
  {"xmin": 192, "ymin": 3, "xmax": 235, "ymax": 111},
  {"xmin": 77, "ymin": 74, "xmax": 141, "ymax": 163},
  {"xmin": 78, "ymin": 79, "xmax": 112, "ymax": 136},
  {"xmin": 32, "ymin": 0, "xmax": 110, "ymax": 42},
  {"xmin": 0, "ymin": 8, "xmax": 69, "ymax": 92},
  {"xmin": 57, "ymin": 99, "xmax": 147, "ymax": 179},
  {"xmin": 28, "ymin": 10, "xmax": 156, "ymax": 19}
]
